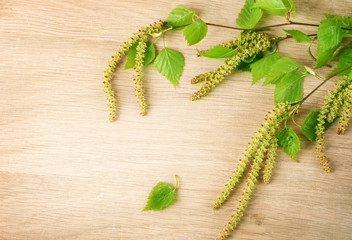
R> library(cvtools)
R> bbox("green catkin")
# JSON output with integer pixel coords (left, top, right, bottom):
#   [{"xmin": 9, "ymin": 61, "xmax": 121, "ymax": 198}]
[
  {"xmin": 133, "ymin": 37, "xmax": 148, "ymax": 115},
  {"xmin": 338, "ymin": 80, "xmax": 352, "ymax": 134},
  {"xmin": 263, "ymin": 131, "xmax": 279, "ymax": 184},
  {"xmin": 192, "ymin": 37, "xmax": 239, "ymax": 84},
  {"xmin": 216, "ymin": 104, "xmax": 287, "ymax": 240},
  {"xmin": 102, "ymin": 20, "xmax": 164, "ymax": 121},
  {"xmin": 220, "ymin": 38, "xmax": 239, "ymax": 49},
  {"xmin": 191, "ymin": 31, "xmax": 271, "ymax": 101},
  {"xmin": 326, "ymin": 87, "xmax": 345, "ymax": 123},
  {"xmin": 316, "ymin": 97, "xmax": 335, "ymax": 173},
  {"xmin": 191, "ymin": 72, "xmax": 212, "ymax": 84},
  {"xmin": 215, "ymin": 103, "xmax": 290, "ymax": 240},
  {"xmin": 315, "ymin": 77, "xmax": 351, "ymax": 172},
  {"xmin": 217, "ymin": 144, "xmax": 268, "ymax": 240},
  {"xmin": 212, "ymin": 103, "xmax": 290, "ymax": 209}
]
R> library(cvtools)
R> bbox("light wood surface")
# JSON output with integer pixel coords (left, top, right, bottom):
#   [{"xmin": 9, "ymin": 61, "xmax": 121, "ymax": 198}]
[{"xmin": 1, "ymin": 0, "xmax": 352, "ymax": 239}]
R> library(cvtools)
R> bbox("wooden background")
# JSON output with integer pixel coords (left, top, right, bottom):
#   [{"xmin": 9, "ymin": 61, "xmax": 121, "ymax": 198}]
[{"xmin": 0, "ymin": 0, "xmax": 351, "ymax": 239}]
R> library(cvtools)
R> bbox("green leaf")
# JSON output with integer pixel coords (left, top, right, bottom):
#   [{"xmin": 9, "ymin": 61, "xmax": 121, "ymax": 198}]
[
  {"xmin": 253, "ymin": 0, "xmax": 288, "ymax": 16},
  {"xmin": 324, "ymin": 14, "xmax": 352, "ymax": 28},
  {"xmin": 274, "ymin": 70, "xmax": 304, "ymax": 104},
  {"xmin": 250, "ymin": 52, "xmax": 281, "ymax": 84},
  {"xmin": 282, "ymin": 0, "xmax": 296, "ymax": 17},
  {"xmin": 197, "ymin": 45, "xmax": 236, "ymax": 58},
  {"xmin": 183, "ymin": 18, "xmax": 208, "ymax": 46},
  {"xmin": 263, "ymin": 56, "xmax": 300, "ymax": 85},
  {"xmin": 301, "ymin": 110, "xmax": 319, "ymax": 142},
  {"xmin": 283, "ymin": 29, "xmax": 311, "ymax": 42},
  {"xmin": 154, "ymin": 48, "xmax": 185, "ymax": 87},
  {"xmin": 124, "ymin": 41, "xmax": 156, "ymax": 70},
  {"xmin": 316, "ymin": 18, "xmax": 343, "ymax": 68},
  {"xmin": 277, "ymin": 127, "xmax": 300, "ymax": 161},
  {"xmin": 143, "ymin": 182, "xmax": 176, "ymax": 211},
  {"xmin": 332, "ymin": 43, "xmax": 352, "ymax": 76},
  {"xmin": 300, "ymin": 110, "xmax": 338, "ymax": 142},
  {"xmin": 236, "ymin": 0, "xmax": 263, "ymax": 29},
  {"xmin": 166, "ymin": 5, "xmax": 195, "ymax": 28},
  {"xmin": 324, "ymin": 14, "xmax": 352, "ymax": 38}
]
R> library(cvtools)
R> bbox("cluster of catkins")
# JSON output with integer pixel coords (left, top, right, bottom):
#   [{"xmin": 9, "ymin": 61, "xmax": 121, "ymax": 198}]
[
  {"xmin": 316, "ymin": 76, "xmax": 352, "ymax": 172},
  {"xmin": 102, "ymin": 20, "xmax": 165, "ymax": 122},
  {"xmin": 213, "ymin": 102, "xmax": 292, "ymax": 240},
  {"xmin": 191, "ymin": 31, "xmax": 271, "ymax": 101}
]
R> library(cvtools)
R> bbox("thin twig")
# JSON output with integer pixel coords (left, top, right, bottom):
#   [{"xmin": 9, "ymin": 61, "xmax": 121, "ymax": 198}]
[
  {"xmin": 307, "ymin": 38, "xmax": 317, "ymax": 61},
  {"xmin": 292, "ymin": 65, "xmax": 352, "ymax": 106},
  {"xmin": 289, "ymin": 21, "xmax": 319, "ymax": 27}
]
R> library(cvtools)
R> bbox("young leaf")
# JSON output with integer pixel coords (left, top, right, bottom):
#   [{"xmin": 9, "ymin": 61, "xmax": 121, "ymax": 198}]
[
  {"xmin": 283, "ymin": 29, "xmax": 311, "ymax": 42},
  {"xmin": 331, "ymin": 43, "xmax": 352, "ymax": 76},
  {"xmin": 301, "ymin": 110, "xmax": 338, "ymax": 142},
  {"xmin": 236, "ymin": 0, "xmax": 263, "ymax": 29},
  {"xmin": 277, "ymin": 127, "xmax": 300, "ymax": 161},
  {"xmin": 250, "ymin": 52, "xmax": 280, "ymax": 84},
  {"xmin": 166, "ymin": 5, "xmax": 195, "ymax": 28},
  {"xmin": 253, "ymin": 0, "xmax": 288, "ymax": 16},
  {"xmin": 316, "ymin": 18, "xmax": 343, "ymax": 68},
  {"xmin": 274, "ymin": 70, "xmax": 304, "ymax": 104},
  {"xmin": 282, "ymin": 0, "xmax": 296, "ymax": 17},
  {"xmin": 263, "ymin": 56, "xmax": 300, "ymax": 85},
  {"xmin": 198, "ymin": 45, "xmax": 236, "ymax": 58},
  {"xmin": 124, "ymin": 41, "xmax": 156, "ymax": 70},
  {"xmin": 301, "ymin": 110, "xmax": 319, "ymax": 141},
  {"xmin": 183, "ymin": 18, "xmax": 208, "ymax": 46},
  {"xmin": 154, "ymin": 48, "xmax": 185, "ymax": 87},
  {"xmin": 143, "ymin": 182, "xmax": 176, "ymax": 211}
]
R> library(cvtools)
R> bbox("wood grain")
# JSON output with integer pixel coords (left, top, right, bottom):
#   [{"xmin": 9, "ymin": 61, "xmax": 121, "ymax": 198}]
[{"xmin": 0, "ymin": 0, "xmax": 352, "ymax": 239}]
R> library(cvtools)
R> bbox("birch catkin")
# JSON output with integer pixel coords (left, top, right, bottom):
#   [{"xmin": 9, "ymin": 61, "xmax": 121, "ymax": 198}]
[
  {"xmin": 102, "ymin": 20, "xmax": 164, "ymax": 121},
  {"xmin": 338, "ymin": 79, "xmax": 352, "ymax": 134},
  {"xmin": 315, "ymin": 76, "xmax": 351, "ymax": 172},
  {"xmin": 191, "ymin": 31, "xmax": 271, "ymax": 101},
  {"xmin": 215, "ymin": 103, "xmax": 290, "ymax": 240},
  {"xmin": 133, "ymin": 37, "xmax": 148, "ymax": 116},
  {"xmin": 263, "ymin": 132, "xmax": 279, "ymax": 184},
  {"xmin": 212, "ymin": 103, "xmax": 290, "ymax": 209}
]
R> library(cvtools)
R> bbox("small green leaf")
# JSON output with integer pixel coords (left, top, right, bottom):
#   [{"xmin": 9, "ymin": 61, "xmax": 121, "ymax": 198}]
[
  {"xmin": 253, "ymin": 0, "xmax": 288, "ymax": 16},
  {"xmin": 331, "ymin": 43, "xmax": 352, "ymax": 76},
  {"xmin": 166, "ymin": 5, "xmax": 195, "ymax": 28},
  {"xmin": 301, "ymin": 110, "xmax": 319, "ymax": 142},
  {"xmin": 154, "ymin": 48, "xmax": 185, "ymax": 87},
  {"xmin": 236, "ymin": 0, "xmax": 263, "ymax": 29},
  {"xmin": 282, "ymin": 0, "xmax": 296, "ymax": 17},
  {"xmin": 283, "ymin": 29, "xmax": 311, "ymax": 42},
  {"xmin": 316, "ymin": 18, "xmax": 343, "ymax": 68},
  {"xmin": 183, "ymin": 18, "xmax": 208, "ymax": 46},
  {"xmin": 263, "ymin": 56, "xmax": 300, "ymax": 85},
  {"xmin": 250, "ymin": 52, "xmax": 281, "ymax": 84},
  {"xmin": 124, "ymin": 41, "xmax": 156, "ymax": 70},
  {"xmin": 143, "ymin": 182, "xmax": 176, "ymax": 211},
  {"xmin": 301, "ymin": 110, "xmax": 338, "ymax": 142},
  {"xmin": 277, "ymin": 127, "xmax": 300, "ymax": 161},
  {"xmin": 274, "ymin": 70, "xmax": 304, "ymax": 104},
  {"xmin": 198, "ymin": 45, "xmax": 236, "ymax": 58}
]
